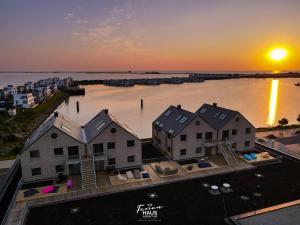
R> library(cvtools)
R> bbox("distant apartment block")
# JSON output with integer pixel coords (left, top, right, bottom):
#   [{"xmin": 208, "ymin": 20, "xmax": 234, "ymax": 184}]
[
  {"xmin": 20, "ymin": 109, "xmax": 142, "ymax": 183},
  {"xmin": 153, "ymin": 103, "xmax": 255, "ymax": 161},
  {"xmin": 3, "ymin": 85, "xmax": 17, "ymax": 96},
  {"xmin": 13, "ymin": 93, "xmax": 36, "ymax": 109}
]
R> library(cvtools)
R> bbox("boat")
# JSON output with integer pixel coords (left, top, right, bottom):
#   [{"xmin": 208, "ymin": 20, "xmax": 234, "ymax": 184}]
[{"xmin": 295, "ymin": 82, "xmax": 300, "ymax": 86}]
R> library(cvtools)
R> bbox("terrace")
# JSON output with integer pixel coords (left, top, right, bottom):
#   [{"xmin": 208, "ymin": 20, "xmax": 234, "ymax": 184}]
[{"xmin": 19, "ymin": 156, "xmax": 300, "ymax": 225}]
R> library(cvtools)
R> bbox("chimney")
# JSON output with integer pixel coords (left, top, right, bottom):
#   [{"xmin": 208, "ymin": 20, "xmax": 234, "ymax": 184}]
[
  {"xmin": 104, "ymin": 109, "xmax": 108, "ymax": 114},
  {"xmin": 212, "ymin": 103, "xmax": 217, "ymax": 107},
  {"xmin": 54, "ymin": 111, "xmax": 58, "ymax": 117},
  {"xmin": 177, "ymin": 104, "xmax": 181, "ymax": 109}
]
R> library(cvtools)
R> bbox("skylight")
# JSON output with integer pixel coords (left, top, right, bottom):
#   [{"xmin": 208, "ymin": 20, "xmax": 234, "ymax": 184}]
[
  {"xmin": 220, "ymin": 114, "xmax": 227, "ymax": 120},
  {"xmin": 96, "ymin": 120, "xmax": 105, "ymax": 130},
  {"xmin": 159, "ymin": 123, "xmax": 164, "ymax": 127},
  {"xmin": 219, "ymin": 113, "xmax": 228, "ymax": 120},
  {"xmin": 199, "ymin": 108, "xmax": 207, "ymax": 114},
  {"xmin": 61, "ymin": 124, "xmax": 71, "ymax": 134},
  {"xmin": 154, "ymin": 121, "xmax": 160, "ymax": 125},
  {"xmin": 214, "ymin": 112, "xmax": 220, "ymax": 117},
  {"xmin": 176, "ymin": 115, "xmax": 183, "ymax": 121},
  {"xmin": 179, "ymin": 116, "xmax": 188, "ymax": 124},
  {"xmin": 164, "ymin": 110, "xmax": 172, "ymax": 116},
  {"xmin": 169, "ymin": 129, "xmax": 175, "ymax": 134},
  {"xmin": 96, "ymin": 122, "xmax": 105, "ymax": 131},
  {"xmin": 62, "ymin": 116, "xmax": 72, "ymax": 124}
]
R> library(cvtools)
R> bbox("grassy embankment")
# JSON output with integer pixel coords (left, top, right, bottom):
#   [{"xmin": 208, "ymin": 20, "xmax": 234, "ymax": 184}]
[
  {"xmin": 256, "ymin": 124, "xmax": 300, "ymax": 132},
  {"xmin": 0, "ymin": 91, "xmax": 69, "ymax": 160}
]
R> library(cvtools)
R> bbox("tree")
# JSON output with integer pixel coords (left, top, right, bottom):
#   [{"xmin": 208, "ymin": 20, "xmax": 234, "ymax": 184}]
[
  {"xmin": 278, "ymin": 118, "xmax": 289, "ymax": 127},
  {"xmin": 297, "ymin": 114, "xmax": 300, "ymax": 124}
]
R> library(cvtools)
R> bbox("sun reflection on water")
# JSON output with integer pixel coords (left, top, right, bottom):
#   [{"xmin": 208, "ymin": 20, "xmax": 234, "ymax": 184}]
[{"xmin": 267, "ymin": 79, "xmax": 279, "ymax": 126}]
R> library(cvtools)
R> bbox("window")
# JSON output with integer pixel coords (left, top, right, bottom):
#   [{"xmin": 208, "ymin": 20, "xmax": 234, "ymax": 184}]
[
  {"xmin": 235, "ymin": 117, "xmax": 240, "ymax": 122},
  {"xmin": 127, "ymin": 140, "xmax": 135, "ymax": 147},
  {"xmin": 196, "ymin": 146, "xmax": 202, "ymax": 154},
  {"xmin": 31, "ymin": 168, "xmax": 41, "ymax": 176},
  {"xmin": 180, "ymin": 149, "xmax": 187, "ymax": 156},
  {"xmin": 205, "ymin": 132, "xmax": 213, "ymax": 141},
  {"xmin": 127, "ymin": 155, "xmax": 135, "ymax": 163},
  {"xmin": 51, "ymin": 133, "xmax": 58, "ymax": 139},
  {"xmin": 68, "ymin": 146, "xmax": 79, "ymax": 156},
  {"xmin": 54, "ymin": 148, "xmax": 63, "ymax": 155},
  {"xmin": 164, "ymin": 110, "xmax": 172, "ymax": 116},
  {"xmin": 180, "ymin": 134, "xmax": 187, "ymax": 141},
  {"xmin": 55, "ymin": 165, "xmax": 64, "ymax": 173},
  {"xmin": 108, "ymin": 158, "xmax": 116, "ymax": 165},
  {"xmin": 93, "ymin": 144, "xmax": 103, "ymax": 154},
  {"xmin": 245, "ymin": 141, "xmax": 250, "ymax": 147},
  {"xmin": 232, "ymin": 129, "xmax": 238, "ymax": 135},
  {"xmin": 158, "ymin": 139, "xmax": 161, "ymax": 144},
  {"xmin": 110, "ymin": 128, "xmax": 116, "ymax": 133},
  {"xmin": 196, "ymin": 133, "xmax": 202, "ymax": 139},
  {"xmin": 246, "ymin": 127, "xmax": 251, "ymax": 134},
  {"xmin": 30, "ymin": 150, "xmax": 40, "ymax": 158},
  {"xmin": 195, "ymin": 121, "xmax": 200, "ymax": 126},
  {"xmin": 107, "ymin": 142, "xmax": 115, "ymax": 149},
  {"xmin": 167, "ymin": 146, "xmax": 171, "ymax": 152}
]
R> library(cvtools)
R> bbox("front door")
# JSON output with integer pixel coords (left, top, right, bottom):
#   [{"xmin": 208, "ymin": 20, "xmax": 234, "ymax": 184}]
[
  {"xmin": 222, "ymin": 130, "xmax": 229, "ymax": 140},
  {"xmin": 69, "ymin": 164, "xmax": 80, "ymax": 175},
  {"xmin": 95, "ymin": 160, "xmax": 105, "ymax": 171},
  {"xmin": 205, "ymin": 147, "xmax": 212, "ymax": 156}
]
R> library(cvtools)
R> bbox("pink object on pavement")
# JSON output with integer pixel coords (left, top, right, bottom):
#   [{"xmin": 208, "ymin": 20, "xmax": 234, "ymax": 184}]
[
  {"xmin": 41, "ymin": 185, "xmax": 54, "ymax": 194},
  {"xmin": 67, "ymin": 180, "xmax": 73, "ymax": 190}
]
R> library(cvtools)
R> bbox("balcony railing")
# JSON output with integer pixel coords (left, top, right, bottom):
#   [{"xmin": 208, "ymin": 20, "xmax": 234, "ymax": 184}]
[{"xmin": 67, "ymin": 155, "xmax": 81, "ymax": 164}]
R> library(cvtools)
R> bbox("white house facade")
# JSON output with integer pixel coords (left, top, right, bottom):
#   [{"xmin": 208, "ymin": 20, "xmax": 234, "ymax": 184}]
[
  {"xmin": 153, "ymin": 103, "xmax": 255, "ymax": 162},
  {"xmin": 20, "ymin": 110, "xmax": 142, "ymax": 184}
]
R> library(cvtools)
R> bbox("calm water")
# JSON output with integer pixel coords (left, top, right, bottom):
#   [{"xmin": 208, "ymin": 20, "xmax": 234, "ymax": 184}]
[{"xmin": 56, "ymin": 78, "xmax": 300, "ymax": 138}]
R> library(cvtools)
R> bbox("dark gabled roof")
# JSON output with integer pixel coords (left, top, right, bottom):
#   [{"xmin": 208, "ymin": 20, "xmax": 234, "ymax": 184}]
[
  {"xmin": 83, "ymin": 109, "xmax": 138, "ymax": 142},
  {"xmin": 23, "ymin": 112, "xmax": 85, "ymax": 151},
  {"xmin": 153, "ymin": 105, "xmax": 198, "ymax": 137},
  {"xmin": 195, "ymin": 103, "xmax": 238, "ymax": 130}
]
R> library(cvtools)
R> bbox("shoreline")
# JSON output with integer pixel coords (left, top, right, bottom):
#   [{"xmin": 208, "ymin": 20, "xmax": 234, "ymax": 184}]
[
  {"xmin": 0, "ymin": 92, "xmax": 70, "ymax": 160},
  {"xmin": 74, "ymin": 72, "xmax": 300, "ymax": 87}
]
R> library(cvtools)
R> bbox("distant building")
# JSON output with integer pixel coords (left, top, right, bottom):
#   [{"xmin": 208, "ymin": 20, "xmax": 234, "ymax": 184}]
[
  {"xmin": 0, "ymin": 101, "xmax": 6, "ymax": 111},
  {"xmin": 17, "ymin": 86, "xmax": 26, "ymax": 94},
  {"xmin": 153, "ymin": 103, "xmax": 255, "ymax": 161},
  {"xmin": 24, "ymin": 82, "xmax": 34, "ymax": 91},
  {"xmin": 20, "ymin": 109, "xmax": 142, "ymax": 183},
  {"xmin": 13, "ymin": 93, "xmax": 35, "ymax": 108},
  {"xmin": 32, "ymin": 88, "xmax": 44, "ymax": 103},
  {"xmin": 3, "ymin": 85, "xmax": 17, "ymax": 96},
  {"xmin": 41, "ymin": 86, "xmax": 51, "ymax": 97}
]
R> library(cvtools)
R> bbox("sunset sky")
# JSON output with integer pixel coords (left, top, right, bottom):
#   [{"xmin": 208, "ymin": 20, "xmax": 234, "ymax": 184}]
[{"xmin": 0, "ymin": 0, "xmax": 299, "ymax": 71}]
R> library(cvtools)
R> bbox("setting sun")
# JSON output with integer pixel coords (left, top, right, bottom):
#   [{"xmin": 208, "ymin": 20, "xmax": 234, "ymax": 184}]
[{"xmin": 269, "ymin": 48, "xmax": 287, "ymax": 61}]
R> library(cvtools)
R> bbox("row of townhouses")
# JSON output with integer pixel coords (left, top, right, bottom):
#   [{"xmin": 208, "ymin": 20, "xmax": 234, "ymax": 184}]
[
  {"xmin": 20, "ymin": 103, "xmax": 255, "ymax": 184},
  {"xmin": 0, "ymin": 77, "xmax": 73, "ymax": 110}
]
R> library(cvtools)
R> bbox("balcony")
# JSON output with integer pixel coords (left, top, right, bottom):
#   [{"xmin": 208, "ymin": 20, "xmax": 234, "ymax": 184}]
[
  {"xmin": 93, "ymin": 152, "xmax": 107, "ymax": 161},
  {"xmin": 66, "ymin": 155, "xmax": 81, "ymax": 164}
]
